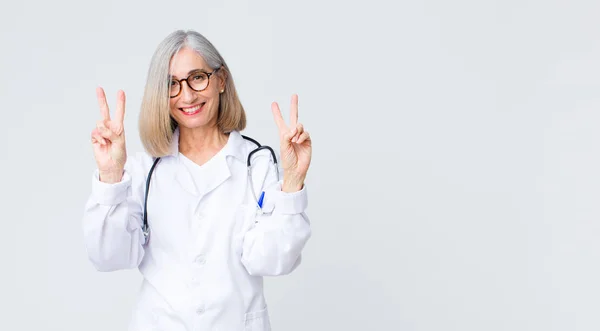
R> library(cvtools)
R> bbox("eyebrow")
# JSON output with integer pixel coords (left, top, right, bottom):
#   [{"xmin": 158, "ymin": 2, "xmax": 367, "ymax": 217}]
[{"xmin": 169, "ymin": 68, "xmax": 208, "ymax": 80}]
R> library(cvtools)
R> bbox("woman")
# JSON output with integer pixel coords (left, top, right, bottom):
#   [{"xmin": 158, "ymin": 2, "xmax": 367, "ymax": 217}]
[{"xmin": 83, "ymin": 30, "xmax": 312, "ymax": 331}]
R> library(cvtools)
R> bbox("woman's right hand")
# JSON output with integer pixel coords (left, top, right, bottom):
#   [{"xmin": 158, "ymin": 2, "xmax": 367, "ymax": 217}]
[{"xmin": 91, "ymin": 87, "xmax": 127, "ymax": 184}]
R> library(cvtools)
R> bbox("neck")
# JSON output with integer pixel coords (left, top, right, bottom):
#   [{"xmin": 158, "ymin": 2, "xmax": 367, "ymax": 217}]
[{"xmin": 178, "ymin": 125, "xmax": 229, "ymax": 164}]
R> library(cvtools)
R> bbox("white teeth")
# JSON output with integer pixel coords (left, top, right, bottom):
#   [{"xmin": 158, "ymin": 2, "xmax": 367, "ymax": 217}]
[{"xmin": 182, "ymin": 104, "xmax": 202, "ymax": 113}]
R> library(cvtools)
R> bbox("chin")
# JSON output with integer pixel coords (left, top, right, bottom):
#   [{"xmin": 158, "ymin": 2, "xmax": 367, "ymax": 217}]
[
  {"xmin": 177, "ymin": 118, "xmax": 209, "ymax": 129},
  {"xmin": 172, "ymin": 113, "xmax": 215, "ymax": 130}
]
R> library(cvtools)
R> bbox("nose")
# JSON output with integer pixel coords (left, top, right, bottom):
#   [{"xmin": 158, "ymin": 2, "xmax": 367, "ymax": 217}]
[{"xmin": 180, "ymin": 81, "xmax": 197, "ymax": 104}]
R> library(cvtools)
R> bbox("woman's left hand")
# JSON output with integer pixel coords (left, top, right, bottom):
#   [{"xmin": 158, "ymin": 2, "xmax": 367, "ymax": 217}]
[{"xmin": 271, "ymin": 94, "xmax": 312, "ymax": 192}]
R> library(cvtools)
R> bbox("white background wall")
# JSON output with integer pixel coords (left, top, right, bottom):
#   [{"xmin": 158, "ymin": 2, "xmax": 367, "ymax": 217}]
[{"xmin": 1, "ymin": 0, "xmax": 599, "ymax": 330}]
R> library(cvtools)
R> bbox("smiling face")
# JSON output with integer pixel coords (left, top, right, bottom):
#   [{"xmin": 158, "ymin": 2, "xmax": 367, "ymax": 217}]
[{"xmin": 168, "ymin": 47, "xmax": 225, "ymax": 131}]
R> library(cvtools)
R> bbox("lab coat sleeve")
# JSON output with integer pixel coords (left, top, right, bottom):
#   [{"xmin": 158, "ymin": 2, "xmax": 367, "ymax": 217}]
[
  {"xmin": 241, "ymin": 154, "xmax": 312, "ymax": 276},
  {"xmin": 82, "ymin": 153, "xmax": 149, "ymax": 272}
]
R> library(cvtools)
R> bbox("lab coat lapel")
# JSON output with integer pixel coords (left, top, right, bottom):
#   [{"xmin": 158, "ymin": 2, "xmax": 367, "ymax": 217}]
[
  {"xmin": 175, "ymin": 158, "xmax": 200, "ymax": 196},
  {"xmin": 194, "ymin": 152, "xmax": 231, "ymax": 196},
  {"xmin": 171, "ymin": 129, "xmax": 247, "ymax": 197},
  {"xmin": 195, "ymin": 131, "xmax": 247, "ymax": 195},
  {"xmin": 167, "ymin": 128, "xmax": 199, "ymax": 196}
]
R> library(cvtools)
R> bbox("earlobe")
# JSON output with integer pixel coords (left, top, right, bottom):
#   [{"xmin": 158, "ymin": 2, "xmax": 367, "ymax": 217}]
[{"xmin": 219, "ymin": 68, "xmax": 228, "ymax": 92}]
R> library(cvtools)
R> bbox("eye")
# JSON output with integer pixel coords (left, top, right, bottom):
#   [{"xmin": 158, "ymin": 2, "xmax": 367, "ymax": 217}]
[{"xmin": 192, "ymin": 73, "xmax": 207, "ymax": 81}]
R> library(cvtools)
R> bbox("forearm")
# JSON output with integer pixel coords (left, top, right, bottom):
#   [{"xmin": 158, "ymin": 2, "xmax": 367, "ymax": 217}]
[
  {"xmin": 83, "ymin": 201, "xmax": 145, "ymax": 271},
  {"xmin": 99, "ymin": 168, "xmax": 125, "ymax": 184},
  {"xmin": 83, "ymin": 169, "xmax": 145, "ymax": 271},
  {"xmin": 241, "ymin": 183, "xmax": 311, "ymax": 276},
  {"xmin": 241, "ymin": 212, "xmax": 311, "ymax": 276},
  {"xmin": 282, "ymin": 173, "xmax": 305, "ymax": 193}
]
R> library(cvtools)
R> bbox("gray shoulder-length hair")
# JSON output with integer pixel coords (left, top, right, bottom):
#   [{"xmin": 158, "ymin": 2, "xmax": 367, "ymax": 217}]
[{"xmin": 139, "ymin": 30, "xmax": 246, "ymax": 157}]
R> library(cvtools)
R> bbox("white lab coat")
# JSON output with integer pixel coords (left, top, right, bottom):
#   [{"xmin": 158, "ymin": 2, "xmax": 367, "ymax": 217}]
[{"xmin": 82, "ymin": 128, "xmax": 311, "ymax": 331}]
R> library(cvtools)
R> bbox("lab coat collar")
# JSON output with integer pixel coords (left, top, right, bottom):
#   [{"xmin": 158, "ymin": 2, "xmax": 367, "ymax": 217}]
[
  {"xmin": 169, "ymin": 127, "xmax": 247, "ymax": 196},
  {"xmin": 167, "ymin": 127, "xmax": 246, "ymax": 162}
]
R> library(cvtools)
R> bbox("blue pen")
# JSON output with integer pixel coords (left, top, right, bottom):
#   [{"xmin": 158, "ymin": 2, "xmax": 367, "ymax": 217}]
[{"xmin": 257, "ymin": 191, "xmax": 265, "ymax": 208}]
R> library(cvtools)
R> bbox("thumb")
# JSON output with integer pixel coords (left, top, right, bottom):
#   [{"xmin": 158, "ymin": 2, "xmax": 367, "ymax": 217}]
[
  {"xmin": 97, "ymin": 124, "xmax": 120, "ymax": 142},
  {"xmin": 282, "ymin": 126, "xmax": 297, "ymax": 146}
]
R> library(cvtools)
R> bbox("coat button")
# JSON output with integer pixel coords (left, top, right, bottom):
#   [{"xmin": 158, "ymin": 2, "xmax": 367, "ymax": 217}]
[{"xmin": 196, "ymin": 306, "xmax": 205, "ymax": 315}]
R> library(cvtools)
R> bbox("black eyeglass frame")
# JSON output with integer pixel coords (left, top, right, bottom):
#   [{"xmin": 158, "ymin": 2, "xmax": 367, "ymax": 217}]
[{"xmin": 169, "ymin": 67, "xmax": 221, "ymax": 98}]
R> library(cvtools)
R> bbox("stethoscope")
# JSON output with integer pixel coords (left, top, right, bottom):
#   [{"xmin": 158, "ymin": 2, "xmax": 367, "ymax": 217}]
[{"xmin": 141, "ymin": 135, "xmax": 278, "ymax": 245}]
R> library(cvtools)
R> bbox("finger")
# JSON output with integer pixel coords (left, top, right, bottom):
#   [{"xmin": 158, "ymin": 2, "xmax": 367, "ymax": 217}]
[
  {"xmin": 271, "ymin": 102, "xmax": 287, "ymax": 132},
  {"xmin": 97, "ymin": 119, "xmax": 120, "ymax": 138},
  {"xmin": 96, "ymin": 124, "xmax": 117, "ymax": 141},
  {"xmin": 92, "ymin": 136, "xmax": 107, "ymax": 146},
  {"xmin": 96, "ymin": 120, "xmax": 109, "ymax": 131},
  {"xmin": 291, "ymin": 123, "xmax": 304, "ymax": 143},
  {"xmin": 290, "ymin": 94, "xmax": 298, "ymax": 128},
  {"xmin": 96, "ymin": 87, "xmax": 111, "ymax": 121},
  {"xmin": 296, "ymin": 131, "xmax": 310, "ymax": 145},
  {"xmin": 283, "ymin": 126, "xmax": 298, "ymax": 143},
  {"xmin": 114, "ymin": 90, "xmax": 126, "ymax": 128},
  {"xmin": 91, "ymin": 129, "xmax": 107, "ymax": 145}
]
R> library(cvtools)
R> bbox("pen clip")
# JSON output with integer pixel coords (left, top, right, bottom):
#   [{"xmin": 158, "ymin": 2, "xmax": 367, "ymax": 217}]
[{"xmin": 257, "ymin": 191, "xmax": 265, "ymax": 209}]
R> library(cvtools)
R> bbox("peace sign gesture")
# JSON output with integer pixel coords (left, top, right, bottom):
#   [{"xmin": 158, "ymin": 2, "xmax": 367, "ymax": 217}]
[
  {"xmin": 271, "ymin": 94, "xmax": 312, "ymax": 192},
  {"xmin": 91, "ymin": 87, "xmax": 127, "ymax": 183}
]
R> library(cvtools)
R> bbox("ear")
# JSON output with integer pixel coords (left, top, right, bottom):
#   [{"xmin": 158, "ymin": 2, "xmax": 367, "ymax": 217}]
[{"xmin": 218, "ymin": 67, "xmax": 228, "ymax": 92}]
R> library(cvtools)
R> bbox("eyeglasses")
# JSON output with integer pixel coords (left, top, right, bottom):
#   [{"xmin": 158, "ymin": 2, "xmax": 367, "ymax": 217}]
[{"xmin": 169, "ymin": 68, "xmax": 221, "ymax": 98}]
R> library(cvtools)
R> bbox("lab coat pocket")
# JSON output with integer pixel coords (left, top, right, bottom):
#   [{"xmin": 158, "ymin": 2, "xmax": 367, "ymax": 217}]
[{"xmin": 244, "ymin": 306, "xmax": 272, "ymax": 331}]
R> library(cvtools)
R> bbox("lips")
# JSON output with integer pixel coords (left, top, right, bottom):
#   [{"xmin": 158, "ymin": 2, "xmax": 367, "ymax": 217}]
[{"xmin": 180, "ymin": 102, "xmax": 205, "ymax": 115}]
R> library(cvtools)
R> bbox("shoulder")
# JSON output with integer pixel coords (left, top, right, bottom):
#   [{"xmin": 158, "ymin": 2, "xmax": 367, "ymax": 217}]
[
  {"xmin": 238, "ymin": 133, "xmax": 261, "ymax": 148},
  {"xmin": 124, "ymin": 151, "xmax": 158, "ymax": 178},
  {"xmin": 237, "ymin": 133, "xmax": 278, "ymax": 160},
  {"xmin": 236, "ymin": 132, "xmax": 281, "ymax": 175},
  {"xmin": 236, "ymin": 132, "xmax": 261, "ymax": 154}
]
